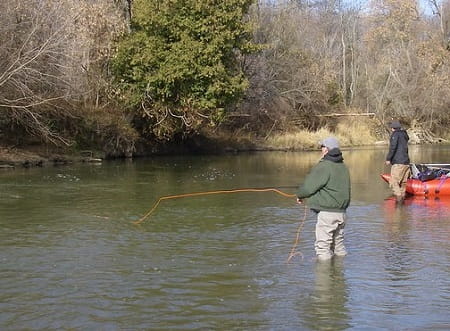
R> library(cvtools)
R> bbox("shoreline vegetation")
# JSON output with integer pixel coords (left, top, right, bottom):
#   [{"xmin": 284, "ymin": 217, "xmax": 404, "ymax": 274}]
[
  {"xmin": 1, "ymin": 118, "xmax": 448, "ymax": 169},
  {"xmin": 2, "ymin": 1, "xmax": 450, "ymax": 169}
]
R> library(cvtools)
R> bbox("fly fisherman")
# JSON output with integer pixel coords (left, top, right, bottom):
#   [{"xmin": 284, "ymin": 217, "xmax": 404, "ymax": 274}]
[
  {"xmin": 297, "ymin": 137, "xmax": 351, "ymax": 261},
  {"xmin": 385, "ymin": 120, "xmax": 410, "ymax": 203}
]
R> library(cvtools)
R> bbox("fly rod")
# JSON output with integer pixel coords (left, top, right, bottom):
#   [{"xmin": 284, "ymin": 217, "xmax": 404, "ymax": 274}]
[
  {"xmin": 133, "ymin": 186, "xmax": 298, "ymax": 225},
  {"xmin": 133, "ymin": 185, "xmax": 307, "ymax": 263}
]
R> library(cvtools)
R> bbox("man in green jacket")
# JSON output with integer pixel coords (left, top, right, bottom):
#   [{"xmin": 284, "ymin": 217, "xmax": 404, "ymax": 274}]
[{"xmin": 297, "ymin": 137, "xmax": 351, "ymax": 260}]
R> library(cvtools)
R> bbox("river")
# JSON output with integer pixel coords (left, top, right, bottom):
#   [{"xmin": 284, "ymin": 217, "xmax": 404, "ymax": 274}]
[{"xmin": 0, "ymin": 145, "xmax": 449, "ymax": 329}]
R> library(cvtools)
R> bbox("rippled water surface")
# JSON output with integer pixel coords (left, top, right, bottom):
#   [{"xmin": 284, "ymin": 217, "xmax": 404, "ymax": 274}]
[{"xmin": 0, "ymin": 146, "xmax": 449, "ymax": 330}]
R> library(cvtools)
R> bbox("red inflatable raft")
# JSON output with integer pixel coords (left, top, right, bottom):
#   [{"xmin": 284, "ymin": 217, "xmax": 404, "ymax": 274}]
[{"xmin": 381, "ymin": 174, "xmax": 450, "ymax": 196}]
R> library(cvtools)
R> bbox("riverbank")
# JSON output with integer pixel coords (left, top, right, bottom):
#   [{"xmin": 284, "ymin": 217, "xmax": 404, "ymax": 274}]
[
  {"xmin": 0, "ymin": 139, "xmax": 383, "ymax": 170},
  {"xmin": 0, "ymin": 145, "xmax": 103, "ymax": 169},
  {"xmin": 1, "ymin": 123, "xmax": 446, "ymax": 169}
]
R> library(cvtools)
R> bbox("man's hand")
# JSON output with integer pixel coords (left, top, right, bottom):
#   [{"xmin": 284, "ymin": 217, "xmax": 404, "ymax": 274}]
[
  {"xmin": 297, "ymin": 197, "xmax": 303, "ymax": 204},
  {"xmin": 385, "ymin": 160, "xmax": 391, "ymax": 165}
]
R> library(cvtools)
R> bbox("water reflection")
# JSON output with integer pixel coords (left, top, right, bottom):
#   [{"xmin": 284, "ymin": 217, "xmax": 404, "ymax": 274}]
[
  {"xmin": 379, "ymin": 194, "xmax": 450, "ymax": 326},
  {"xmin": 383, "ymin": 194, "xmax": 450, "ymax": 222},
  {"xmin": 383, "ymin": 201, "xmax": 413, "ymax": 283},
  {"xmin": 302, "ymin": 259, "xmax": 350, "ymax": 330}
]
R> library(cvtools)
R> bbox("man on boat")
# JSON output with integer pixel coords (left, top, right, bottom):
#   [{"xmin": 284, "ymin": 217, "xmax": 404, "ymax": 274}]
[
  {"xmin": 296, "ymin": 137, "xmax": 351, "ymax": 261},
  {"xmin": 385, "ymin": 120, "xmax": 410, "ymax": 203}
]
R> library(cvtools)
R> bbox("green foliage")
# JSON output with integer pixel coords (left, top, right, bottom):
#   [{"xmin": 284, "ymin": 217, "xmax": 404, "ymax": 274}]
[{"xmin": 112, "ymin": 0, "xmax": 258, "ymax": 140}]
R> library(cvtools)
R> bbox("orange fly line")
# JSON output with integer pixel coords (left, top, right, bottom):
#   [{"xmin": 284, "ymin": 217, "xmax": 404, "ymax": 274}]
[{"xmin": 133, "ymin": 187, "xmax": 308, "ymax": 263}]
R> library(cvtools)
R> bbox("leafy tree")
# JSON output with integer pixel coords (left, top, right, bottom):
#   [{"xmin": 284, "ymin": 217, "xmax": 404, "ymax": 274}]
[{"xmin": 111, "ymin": 0, "xmax": 258, "ymax": 140}]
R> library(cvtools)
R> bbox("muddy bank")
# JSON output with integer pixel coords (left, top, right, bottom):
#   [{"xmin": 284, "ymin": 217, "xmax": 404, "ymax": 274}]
[
  {"xmin": 0, "ymin": 135, "xmax": 288, "ymax": 169},
  {"xmin": 2, "ymin": 127, "xmax": 441, "ymax": 170},
  {"xmin": 0, "ymin": 146, "xmax": 103, "ymax": 169}
]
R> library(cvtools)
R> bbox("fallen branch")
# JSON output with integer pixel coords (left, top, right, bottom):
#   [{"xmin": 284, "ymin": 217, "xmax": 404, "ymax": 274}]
[{"xmin": 316, "ymin": 113, "xmax": 375, "ymax": 117}]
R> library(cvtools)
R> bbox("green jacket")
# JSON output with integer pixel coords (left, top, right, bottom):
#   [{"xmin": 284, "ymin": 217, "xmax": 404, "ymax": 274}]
[{"xmin": 297, "ymin": 151, "xmax": 351, "ymax": 212}]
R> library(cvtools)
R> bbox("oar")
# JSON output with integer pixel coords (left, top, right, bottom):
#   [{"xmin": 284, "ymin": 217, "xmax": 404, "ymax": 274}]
[
  {"xmin": 421, "ymin": 163, "xmax": 450, "ymax": 170},
  {"xmin": 421, "ymin": 163, "xmax": 450, "ymax": 167}
]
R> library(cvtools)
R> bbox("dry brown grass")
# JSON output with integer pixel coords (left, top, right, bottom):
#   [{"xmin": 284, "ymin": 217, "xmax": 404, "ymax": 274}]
[{"xmin": 265, "ymin": 118, "xmax": 379, "ymax": 150}]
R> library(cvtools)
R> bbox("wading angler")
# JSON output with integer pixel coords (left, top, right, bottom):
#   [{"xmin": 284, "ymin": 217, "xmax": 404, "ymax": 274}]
[{"xmin": 296, "ymin": 137, "xmax": 351, "ymax": 261}]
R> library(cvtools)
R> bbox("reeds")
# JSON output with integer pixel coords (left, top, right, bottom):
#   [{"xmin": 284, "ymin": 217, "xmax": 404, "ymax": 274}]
[{"xmin": 265, "ymin": 119, "xmax": 378, "ymax": 150}]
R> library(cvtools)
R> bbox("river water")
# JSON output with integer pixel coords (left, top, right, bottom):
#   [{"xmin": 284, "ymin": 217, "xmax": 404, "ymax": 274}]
[{"xmin": 0, "ymin": 145, "xmax": 449, "ymax": 330}]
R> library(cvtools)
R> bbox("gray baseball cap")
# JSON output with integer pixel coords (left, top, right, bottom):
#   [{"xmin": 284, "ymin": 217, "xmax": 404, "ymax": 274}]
[{"xmin": 320, "ymin": 136, "xmax": 340, "ymax": 150}]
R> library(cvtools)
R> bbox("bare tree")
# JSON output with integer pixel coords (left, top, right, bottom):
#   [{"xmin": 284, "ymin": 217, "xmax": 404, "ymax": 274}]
[
  {"xmin": 239, "ymin": 0, "xmax": 450, "ymax": 139},
  {"xmin": 0, "ymin": 0, "xmax": 127, "ymax": 146},
  {"xmin": 428, "ymin": 0, "xmax": 450, "ymax": 43},
  {"xmin": 239, "ymin": 1, "xmax": 365, "ymax": 133},
  {"xmin": 359, "ymin": 0, "xmax": 450, "ymax": 134}
]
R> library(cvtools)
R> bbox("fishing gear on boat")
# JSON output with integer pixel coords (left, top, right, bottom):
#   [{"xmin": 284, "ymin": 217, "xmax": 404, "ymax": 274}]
[{"xmin": 381, "ymin": 163, "xmax": 450, "ymax": 196}]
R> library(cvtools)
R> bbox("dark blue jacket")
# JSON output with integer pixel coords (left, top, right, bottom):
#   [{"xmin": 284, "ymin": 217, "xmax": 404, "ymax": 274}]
[{"xmin": 386, "ymin": 129, "xmax": 410, "ymax": 165}]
